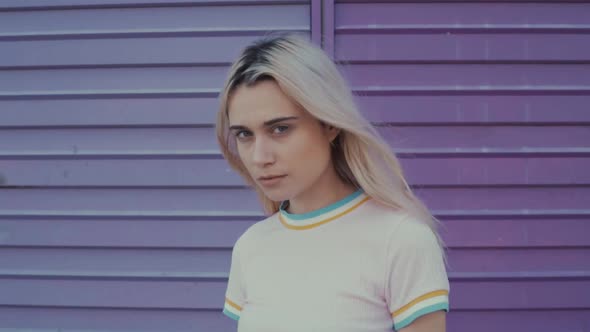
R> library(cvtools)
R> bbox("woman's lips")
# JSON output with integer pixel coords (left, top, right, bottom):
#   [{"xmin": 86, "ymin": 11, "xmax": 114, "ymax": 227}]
[{"xmin": 258, "ymin": 175, "xmax": 287, "ymax": 187}]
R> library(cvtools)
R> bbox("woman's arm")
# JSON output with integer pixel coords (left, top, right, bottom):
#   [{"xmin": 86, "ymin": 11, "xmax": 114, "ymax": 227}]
[{"xmin": 398, "ymin": 310, "xmax": 446, "ymax": 332}]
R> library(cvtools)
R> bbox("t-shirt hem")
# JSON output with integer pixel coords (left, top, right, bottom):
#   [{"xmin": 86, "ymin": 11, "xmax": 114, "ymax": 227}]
[
  {"xmin": 393, "ymin": 302, "xmax": 449, "ymax": 331},
  {"xmin": 223, "ymin": 297, "xmax": 242, "ymax": 321},
  {"xmin": 222, "ymin": 307, "xmax": 240, "ymax": 321}
]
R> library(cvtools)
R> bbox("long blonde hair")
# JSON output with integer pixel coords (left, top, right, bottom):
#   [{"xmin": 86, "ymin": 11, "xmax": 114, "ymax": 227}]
[{"xmin": 216, "ymin": 32, "xmax": 447, "ymax": 256}]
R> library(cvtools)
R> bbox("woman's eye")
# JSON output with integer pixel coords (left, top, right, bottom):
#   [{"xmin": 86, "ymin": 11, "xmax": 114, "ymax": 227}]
[
  {"xmin": 273, "ymin": 125, "xmax": 289, "ymax": 134},
  {"xmin": 235, "ymin": 130, "xmax": 251, "ymax": 139}
]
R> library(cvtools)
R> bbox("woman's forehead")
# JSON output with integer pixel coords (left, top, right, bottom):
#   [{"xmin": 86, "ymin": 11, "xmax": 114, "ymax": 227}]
[
  {"xmin": 228, "ymin": 81, "xmax": 306, "ymax": 125},
  {"xmin": 229, "ymin": 108, "xmax": 303, "ymax": 129}
]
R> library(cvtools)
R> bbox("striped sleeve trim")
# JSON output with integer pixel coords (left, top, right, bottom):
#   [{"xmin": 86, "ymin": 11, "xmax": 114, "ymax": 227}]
[
  {"xmin": 391, "ymin": 290, "xmax": 449, "ymax": 330},
  {"xmin": 223, "ymin": 297, "xmax": 242, "ymax": 321}
]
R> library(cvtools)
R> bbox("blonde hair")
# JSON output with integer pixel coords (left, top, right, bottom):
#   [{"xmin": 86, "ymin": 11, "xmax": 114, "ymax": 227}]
[{"xmin": 216, "ymin": 32, "xmax": 447, "ymax": 257}]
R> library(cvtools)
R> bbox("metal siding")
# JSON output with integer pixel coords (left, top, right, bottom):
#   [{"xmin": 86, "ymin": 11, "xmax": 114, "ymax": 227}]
[
  {"xmin": 0, "ymin": 0, "xmax": 312, "ymax": 331},
  {"xmin": 331, "ymin": 1, "xmax": 590, "ymax": 331},
  {"xmin": 1, "ymin": 0, "xmax": 589, "ymax": 331}
]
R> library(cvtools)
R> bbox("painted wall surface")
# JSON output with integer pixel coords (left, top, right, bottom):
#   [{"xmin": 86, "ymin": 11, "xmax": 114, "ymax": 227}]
[{"xmin": 0, "ymin": 1, "xmax": 589, "ymax": 331}]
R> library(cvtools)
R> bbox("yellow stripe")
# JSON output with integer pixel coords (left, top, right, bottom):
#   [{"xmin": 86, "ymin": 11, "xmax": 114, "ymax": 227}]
[
  {"xmin": 279, "ymin": 196, "xmax": 371, "ymax": 230},
  {"xmin": 392, "ymin": 290, "xmax": 449, "ymax": 317},
  {"xmin": 225, "ymin": 297, "xmax": 242, "ymax": 311}
]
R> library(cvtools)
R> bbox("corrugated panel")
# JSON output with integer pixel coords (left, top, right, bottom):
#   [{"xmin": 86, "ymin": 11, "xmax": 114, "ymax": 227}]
[
  {"xmin": 0, "ymin": 0, "xmax": 314, "ymax": 331},
  {"xmin": 2, "ymin": 0, "xmax": 590, "ymax": 331},
  {"xmin": 329, "ymin": 1, "xmax": 590, "ymax": 331}
]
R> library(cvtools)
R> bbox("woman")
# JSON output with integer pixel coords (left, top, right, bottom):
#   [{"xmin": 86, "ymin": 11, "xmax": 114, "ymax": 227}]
[{"xmin": 216, "ymin": 33, "xmax": 450, "ymax": 332}]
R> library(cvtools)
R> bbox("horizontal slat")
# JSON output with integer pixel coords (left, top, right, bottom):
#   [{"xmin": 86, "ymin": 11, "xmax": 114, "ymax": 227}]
[
  {"xmin": 0, "ymin": 159, "xmax": 243, "ymax": 186},
  {"xmin": 0, "ymin": 248, "xmax": 233, "ymax": 273},
  {"xmin": 0, "ymin": 35, "xmax": 309, "ymax": 68},
  {"xmin": 335, "ymin": 34, "xmax": 590, "ymax": 62},
  {"xmin": 2, "ymin": 87, "xmax": 588, "ymax": 100},
  {"xmin": 442, "ymin": 218, "xmax": 590, "ymax": 248},
  {"xmin": 404, "ymin": 157, "xmax": 590, "ymax": 185},
  {"xmin": 337, "ymin": 25, "xmax": 590, "ymax": 35},
  {"xmin": 380, "ymin": 126, "xmax": 590, "ymax": 149},
  {"xmin": 0, "ymin": 27, "xmax": 308, "ymax": 41},
  {"xmin": 351, "ymin": 86, "xmax": 590, "ymax": 96},
  {"xmin": 2, "ymin": 149, "xmax": 590, "ymax": 159},
  {"xmin": 0, "ymin": 270, "xmax": 227, "ymax": 280},
  {"xmin": 0, "ymin": 308, "xmax": 588, "ymax": 332},
  {"xmin": 441, "ymin": 210, "xmax": 590, "ymax": 219},
  {"xmin": 0, "ymin": 127, "xmax": 587, "ymax": 154},
  {"xmin": 0, "ymin": 278, "xmax": 226, "ymax": 309},
  {"xmin": 0, "ymin": 89, "xmax": 218, "ymax": 100},
  {"xmin": 340, "ymin": 64, "xmax": 590, "ymax": 87},
  {"xmin": 0, "ymin": 188, "xmax": 262, "ymax": 214},
  {"xmin": 448, "ymin": 248, "xmax": 590, "ymax": 272},
  {"xmin": 0, "ymin": 270, "xmax": 587, "ymax": 281},
  {"xmin": 0, "ymin": 219, "xmax": 250, "ymax": 248},
  {"xmin": 0, "ymin": 4, "xmax": 309, "ymax": 36},
  {"xmin": 2, "ymin": 65, "xmax": 589, "ymax": 93},
  {"xmin": 356, "ymin": 95, "xmax": 590, "ymax": 124},
  {"xmin": 0, "ymin": 0, "xmax": 306, "ymax": 10},
  {"xmin": 0, "ymin": 67, "xmax": 227, "ymax": 92},
  {"xmin": 0, "ymin": 278, "xmax": 588, "ymax": 309},
  {"xmin": 1, "ymin": 247, "xmax": 588, "ymax": 275},
  {"xmin": 452, "ymin": 279, "xmax": 590, "ymax": 309},
  {"xmin": 446, "ymin": 309, "xmax": 590, "ymax": 332},
  {"xmin": 0, "ymin": 187, "xmax": 589, "ymax": 219},
  {"xmin": 0, "ymin": 217, "xmax": 587, "ymax": 249},
  {"xmin": 2, "ymin": 95, "xmax": 590, "ymax": 127},
  {"xmin": 413, "ymin": 187, "xmax": 590, "ymax": 211},
  {"xmin": 0, "ymin": 98, "xmax": 219, "ymax": 127},
  {"xmin": 336, "ymin": 3, "xmax": 590, "ymax": 27},
  {"xmin": 1, "ymin": 157, "xmax": 590, "ymax": 186},
  {"xmin": 0, "ymin": 128, "xmax": 219, "ymax": 153},
  {"xmin": 0, "ymin": 307, "xmax": 232, "ymax": 332}
]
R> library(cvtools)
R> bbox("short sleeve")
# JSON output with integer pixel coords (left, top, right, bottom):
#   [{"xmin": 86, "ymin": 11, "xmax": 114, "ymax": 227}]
[
  {"xmin": 384, "ymin": 220, "xmax": 450, "ymax": 331},
  {"xmin": 223, "ymin": 237, "xmax": 247, "ymax": 321}
]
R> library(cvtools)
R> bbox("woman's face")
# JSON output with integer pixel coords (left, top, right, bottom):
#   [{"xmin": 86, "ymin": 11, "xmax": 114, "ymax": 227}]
[{"xmin": 227, "ymin": 79, "xmax": 339, "ymax": 202}]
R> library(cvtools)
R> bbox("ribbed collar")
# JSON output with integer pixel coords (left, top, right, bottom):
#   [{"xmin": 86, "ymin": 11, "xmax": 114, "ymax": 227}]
[{"xmin": 278, "ymin": 189, "xmax": 370, "ymax": 230}]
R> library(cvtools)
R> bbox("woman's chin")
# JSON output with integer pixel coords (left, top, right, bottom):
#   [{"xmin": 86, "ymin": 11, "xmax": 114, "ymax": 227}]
[{"xmin": 258, "ymin": 187, "xmax": 291, "ymax": 203}]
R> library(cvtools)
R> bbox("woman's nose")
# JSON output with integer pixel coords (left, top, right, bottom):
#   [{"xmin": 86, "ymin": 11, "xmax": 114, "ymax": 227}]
[{"xmin": 252, "ymin": 137, "xmax": 275, "ymax": 166}]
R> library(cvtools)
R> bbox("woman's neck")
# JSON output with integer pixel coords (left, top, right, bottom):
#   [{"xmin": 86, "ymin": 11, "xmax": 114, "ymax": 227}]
[{"xmin": 285, "ymin": 170, "xmax": 357, "ymax": 215}]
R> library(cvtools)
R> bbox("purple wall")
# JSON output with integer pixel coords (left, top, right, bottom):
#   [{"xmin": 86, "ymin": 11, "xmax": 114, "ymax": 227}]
[{"xmin": 0, "ymin": 0, "xmax": 589, "ymax": 331}]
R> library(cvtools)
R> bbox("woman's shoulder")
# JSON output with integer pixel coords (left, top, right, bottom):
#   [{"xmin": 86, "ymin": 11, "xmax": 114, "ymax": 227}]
[
  {"xmin": 362, "ymin": 198, "xmax": 437, "ymax": 241},
  {"xmin": 361, "ymin": 198, "xmax": 415, "ymax": 224},
  {"xmin": 231, "ymin": 211, "xmax": 281, "ymax": 251}
]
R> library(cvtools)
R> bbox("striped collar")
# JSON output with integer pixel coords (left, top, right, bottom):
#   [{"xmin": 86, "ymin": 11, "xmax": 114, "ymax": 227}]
[{"xmin": 278, "ymin": 189, "xmax": 371, "ymax": 230}]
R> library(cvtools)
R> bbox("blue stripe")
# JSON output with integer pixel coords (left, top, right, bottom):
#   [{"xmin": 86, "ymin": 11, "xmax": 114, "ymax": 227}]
[
  {"xmin": 394, "ymin": 302, "xmax": 449, "ymax": 331},
  {"xmin": 280, "ymin": 189, "xmax": 363, "ymax": 220},
  {"xmin": 222, "ymin": 307, "xmax": 240, "ymax": 321}
]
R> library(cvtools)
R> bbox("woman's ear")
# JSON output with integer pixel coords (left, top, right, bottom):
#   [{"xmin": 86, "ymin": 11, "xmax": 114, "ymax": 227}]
[
  {"xmin": 326, "ymin": 125, "xmax": 341, "ymax": 144},
  {"xmin": 319, "ymin": 121, "xmax": 340, "ymax": 143}
]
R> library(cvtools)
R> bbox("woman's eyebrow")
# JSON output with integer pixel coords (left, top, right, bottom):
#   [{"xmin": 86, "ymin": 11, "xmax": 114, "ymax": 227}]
[
  {"xmin": 262, "ymin": 116, "xmax": 298, "ymax": 127},
  {"xmin": 229, "ymin": 116, "xmax": 299, "ymax": 130},
  {"xmin": 228, "ymin": 124, "xmax": 248, "ymax": 131}
]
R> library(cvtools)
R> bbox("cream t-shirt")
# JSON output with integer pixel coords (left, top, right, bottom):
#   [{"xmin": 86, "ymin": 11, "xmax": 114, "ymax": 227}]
[{"xmin": 223, "ymin": 190, "xmax": 450, "ymax": 331}]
